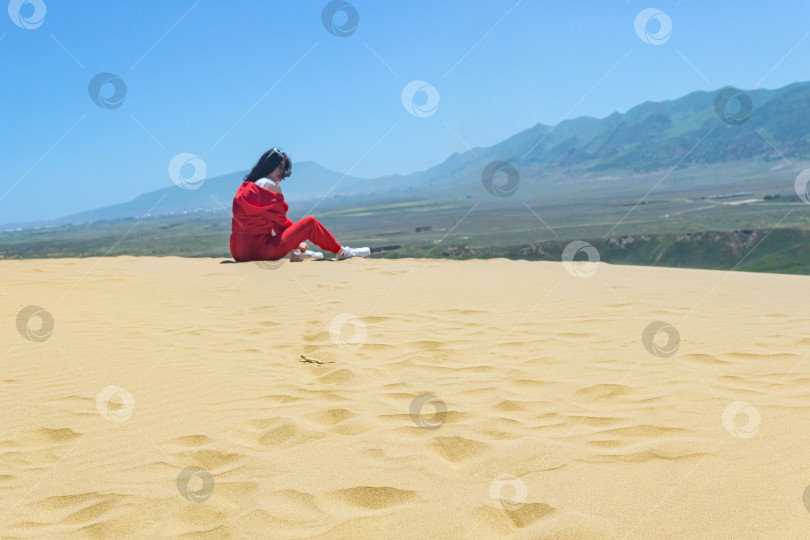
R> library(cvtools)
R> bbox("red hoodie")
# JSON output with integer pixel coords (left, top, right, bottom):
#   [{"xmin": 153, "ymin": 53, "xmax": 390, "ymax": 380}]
[{"xmin": 229, "ymin": 181, "xmax": 293, "ymax": 261}]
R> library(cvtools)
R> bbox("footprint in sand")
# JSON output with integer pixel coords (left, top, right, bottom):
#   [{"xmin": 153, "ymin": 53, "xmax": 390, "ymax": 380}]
[
  {"xmin": 504, "ymin": 503, "xmax": 557, "ymax": 528},
  {"xmin": 213, "ymin": 481, "xmax": 258, "ymax": 504},
  {"xmin": 432, "ymin": 436, "xmax": 490, "ymax": 463},
  {"xmin": 333, "ymin": 486, "xmax": 416, "ymax": 510},
  {"xmin": 315, "ymin": 368, "xmax": 357, "ymax": 385},
  {"xmin": 0, "ymin": 428, "xmax": 84, "ymax": 471},
  {"xmin": 31, "ymin": 427, "xmax": 83, "ymax": 444},
  {"xmin": 235, "ymin": 418, "xmax": 325, "ymax": 448},
  {"xmin": 303, "ymin": 408, "xmax": 357, "ymax": 426},
  {"xmin": 167, "ymin": 434, "xmax": 213, "ymax": 449},
  {"xmin": 470, "ymin": 501, "xmax": 557, "ymax": 533},
  {"xmin": 178, "ymin": 449, "xmax": 243, "ymax": 471},
  {"xmin": 31, "ymin": 492, "xmax": 126, "ymax": 531},
  {"xmin": 575, "ymin": 383, "xmax": 635, "ymax": 401},
  {"xmin": 263, "ymin": 489, "xmax": 324, "ymax": 522}
]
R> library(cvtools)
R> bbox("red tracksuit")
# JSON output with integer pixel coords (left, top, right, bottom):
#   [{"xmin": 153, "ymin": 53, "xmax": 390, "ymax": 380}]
[{"xmin": 229, "ymin": 181, "xmax": 341, "ymax": 261}]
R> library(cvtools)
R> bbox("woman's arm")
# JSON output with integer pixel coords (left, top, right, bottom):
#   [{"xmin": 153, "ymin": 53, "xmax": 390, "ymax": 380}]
[{"xmin": 255, "ymin": 179, "xmax": 292, "ymax": 230}]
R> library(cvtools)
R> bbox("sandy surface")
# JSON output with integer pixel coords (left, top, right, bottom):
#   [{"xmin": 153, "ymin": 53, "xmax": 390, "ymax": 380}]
[{"xmin": 1, "ymin": 256, "xmax": 809, "ymax": 539}]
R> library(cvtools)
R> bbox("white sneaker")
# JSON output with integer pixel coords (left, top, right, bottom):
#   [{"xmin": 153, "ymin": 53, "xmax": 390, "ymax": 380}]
[
  {"xmin": 290, "ymin": 249, "xmax": 324, "ymax": 262},
  {"xmin": 336, "ymin": 245, "xmax": 371, "ymax": 261}
]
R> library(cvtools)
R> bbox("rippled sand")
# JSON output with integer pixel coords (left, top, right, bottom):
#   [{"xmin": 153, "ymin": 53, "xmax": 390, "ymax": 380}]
[{"xmin": 1, "ymin": 256, "xmax": 809, "ymax": 538}]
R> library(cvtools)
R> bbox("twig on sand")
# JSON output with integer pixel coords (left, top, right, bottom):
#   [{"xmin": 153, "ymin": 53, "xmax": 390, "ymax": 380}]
[{"xmin": 300, "ymin": 354, "xmax": 335, "ymax": 365}]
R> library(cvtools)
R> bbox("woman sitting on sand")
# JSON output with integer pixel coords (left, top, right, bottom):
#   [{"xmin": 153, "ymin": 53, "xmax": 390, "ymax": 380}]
[{"xmin": 229, "ymin": 148, "xmax": 371, "ymax": 263}]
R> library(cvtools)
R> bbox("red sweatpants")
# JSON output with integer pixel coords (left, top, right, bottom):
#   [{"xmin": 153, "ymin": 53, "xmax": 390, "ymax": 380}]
[{"xmin": 260, "ymin": 216, "xmax": 341, "ymax": 260}]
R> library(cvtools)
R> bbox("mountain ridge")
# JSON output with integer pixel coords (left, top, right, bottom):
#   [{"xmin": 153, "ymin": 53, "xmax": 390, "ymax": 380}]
[{"xmin": 12, "ymin": 81, "xmax": 810, "ymax": 230}]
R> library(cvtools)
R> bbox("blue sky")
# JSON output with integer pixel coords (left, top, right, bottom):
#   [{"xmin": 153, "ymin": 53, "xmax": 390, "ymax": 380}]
[{"xmin": 1, "ymin": 0, "xmax": 810, "ymax": 225}]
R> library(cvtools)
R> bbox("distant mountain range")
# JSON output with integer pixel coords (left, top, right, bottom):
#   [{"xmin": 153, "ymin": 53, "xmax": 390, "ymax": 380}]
[
  {"xmin": 23, "ymin": 81, "xmax": 810, "ymax": 229},
  {"xmin": 44, "ymin": 163, "xmax": 412, "ymax": 227}
]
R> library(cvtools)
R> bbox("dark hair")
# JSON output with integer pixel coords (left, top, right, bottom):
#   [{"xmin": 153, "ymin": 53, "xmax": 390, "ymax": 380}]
[{"xmin": 244, "ymin": 148, "xmax": 291, "ymax": 183}]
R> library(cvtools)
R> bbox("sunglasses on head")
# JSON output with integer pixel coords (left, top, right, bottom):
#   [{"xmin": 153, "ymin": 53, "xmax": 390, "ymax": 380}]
[{"xmin": 269, "ymin": 148, "xmax": 291, "ymax": 178}]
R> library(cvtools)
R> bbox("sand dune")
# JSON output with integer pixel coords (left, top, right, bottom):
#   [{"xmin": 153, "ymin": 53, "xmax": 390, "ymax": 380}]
[{"xmin": 1, "ymin": 256, "xmax": 809, "ymax": 538}]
